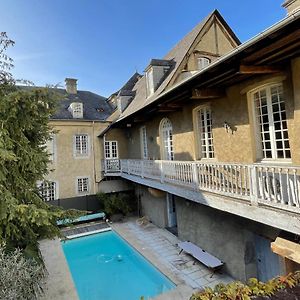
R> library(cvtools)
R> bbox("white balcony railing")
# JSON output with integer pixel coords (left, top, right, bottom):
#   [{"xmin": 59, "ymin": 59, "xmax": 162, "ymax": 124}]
[{"xmin": 103, "ymin": 159, "xmax": 300, "ymax": 212}]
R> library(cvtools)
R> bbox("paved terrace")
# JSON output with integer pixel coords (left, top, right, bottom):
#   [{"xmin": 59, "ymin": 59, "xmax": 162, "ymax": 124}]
[{"xmin": 40, "ymin": 219, "xmax": 233, "ymax": 300}]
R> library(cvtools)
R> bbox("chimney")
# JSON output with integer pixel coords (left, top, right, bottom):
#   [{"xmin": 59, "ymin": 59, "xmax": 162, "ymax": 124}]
[
  {"xmin": 65, "ymin": 78, "xmax": 78, "ymax": 94},
  {"xmin": 282, "ymin": 0, "xmax": 300, "ymax": 15}
]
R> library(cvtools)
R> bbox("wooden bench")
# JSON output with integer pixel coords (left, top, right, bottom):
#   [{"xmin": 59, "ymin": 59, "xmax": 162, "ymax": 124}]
[{"xmin": 178, "ymin": 241, "xmax": 224, "ymax": 270}]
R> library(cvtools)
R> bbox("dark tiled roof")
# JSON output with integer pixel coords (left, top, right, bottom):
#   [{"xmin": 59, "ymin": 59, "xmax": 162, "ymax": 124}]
[{"xmin": 51, "ymin": 89, "xmax": 112, "ymax": 121}]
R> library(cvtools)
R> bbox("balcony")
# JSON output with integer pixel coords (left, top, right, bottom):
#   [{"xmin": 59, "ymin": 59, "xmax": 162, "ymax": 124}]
[{"xmin": 103, "ymin": 159, "xmax": 300, "ymax": 234}]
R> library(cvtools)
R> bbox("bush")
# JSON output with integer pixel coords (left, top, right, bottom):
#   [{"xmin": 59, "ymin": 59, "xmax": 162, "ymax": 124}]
[
  {"xmin": 190, "ymin": 271, "xmax": 300, "ymax": 300},
  {"xmin": 0, "ymin": 243, "xmax": 45, "ymax": 300},
  {"xmin": 97, "ymin": 192, "xmax": 137, "ymax": 217}
]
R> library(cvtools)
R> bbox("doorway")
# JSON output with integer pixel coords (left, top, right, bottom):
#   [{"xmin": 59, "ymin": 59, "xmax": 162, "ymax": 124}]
[{"xmin": 166, "ymin": 193, "xmax": 177, "ymax": 235}]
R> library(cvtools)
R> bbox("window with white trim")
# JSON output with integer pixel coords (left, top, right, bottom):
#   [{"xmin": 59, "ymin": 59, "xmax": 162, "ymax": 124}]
[
  {"xmin": 38, "ymin": 181, "xmax": 57, "ymax": 202},
  {"xmin": 69, "ymin": 102, "xmax": 83, "ymax": 119},
  {"xmin": 160, "ymin": 118, "xmax": 174, "ymax": 161},
  {"xmin": 140, "ymin": 126, "xmax": 148, "ymax": 159},
  {"xmin": 195, "ymin": 106, "xmax": 214, "ymax": 159},
  {"xmin": 146, "ymin": 68, "xmax": 154, "ymax": 96},
  {"xmin": 253, "ymin": 84, "xmax": 291, "ymax": 160},
  {"xmin": 74, "ymin": 134, "xmax": 89, "ymax": 157},
  {"xmin": 77, "ymin": 177, "xmax": 89, "ymax": 194},
  {"xmin": 104, "ymin": 141, "xmax": 118, "ymax": 159},
  {"xmin": 197, "ymin": 57, "xmax": 210, "ymax": 70}
]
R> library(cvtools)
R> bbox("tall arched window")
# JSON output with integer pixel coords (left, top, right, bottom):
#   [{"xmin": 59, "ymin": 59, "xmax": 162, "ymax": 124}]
[
  {"xmin": 193, "ymin": 106, "xmax": 214, "ymax": 159},
  {"xmin": 159, "ymin": 118, "xmax": 174, "ymax": 161}
]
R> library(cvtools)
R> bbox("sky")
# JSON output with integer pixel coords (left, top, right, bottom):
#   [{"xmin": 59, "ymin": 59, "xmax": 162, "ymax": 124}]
[{"xmin": 0, "ymin": 0, "xmax": 286, "ymax": 97}]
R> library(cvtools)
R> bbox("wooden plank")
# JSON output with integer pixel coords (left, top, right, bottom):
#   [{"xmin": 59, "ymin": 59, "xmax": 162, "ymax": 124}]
[
  {"xmin": 271, "ymin": 237, "xmax": 300, "ymax": 264},
  {"xmin": 191, "ymin": 88, "xmax": 225, "ymax": 99},
  {"xmin": 239, "ymin": 65, "xmax": 282, "ymax": 74}
]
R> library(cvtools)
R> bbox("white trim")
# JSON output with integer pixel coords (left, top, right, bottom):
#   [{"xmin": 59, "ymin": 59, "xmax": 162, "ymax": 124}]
[
  {"xmin": 159, "ymin": 118, "xmax": 174, "ymax": 161},
  {"xmin": 140, "ymin": 126, "xmax": 148, "ymax": 159},
  {"xmin": 104, "ymin": 140, "xmax": 119, "ymax": 159},
  {"xmin": 76, "ymin": 176, "xmax": 90, "ymax": 196},
  {"xmin": 73, "ymin": 133, "xmax": 90, "ymax": 159},
  {"xmin": 193, "ymin": 105, "xmax": 214, "ymax": 160},
  {"xmin": 249, "ymin": 82, "xmax": 291, "ymax": 161},
  {"xmin": 37, "ymin": 180, "xmax": 59, "ymax": 201}
]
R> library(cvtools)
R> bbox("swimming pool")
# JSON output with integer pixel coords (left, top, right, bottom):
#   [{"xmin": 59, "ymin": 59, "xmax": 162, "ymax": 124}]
[{"xmin": 62, "ymin": 230, "xmax": 175, "ymax": 300}]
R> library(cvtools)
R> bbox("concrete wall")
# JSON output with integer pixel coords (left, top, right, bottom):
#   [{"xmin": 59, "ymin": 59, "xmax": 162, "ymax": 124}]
[
  {"xmin": 175, "ymin": 196, "xmax": 282, "ymax": 281},
  {"xmin": 45, "ymin": 120, "xmax": 109, "ymax": 199},
  {"xmin": 98, "ymin": 179, "xmax": 133, "ymax": 193},
  {"xmin": 48, "ymin": 195, "xmax": 100, "ymax": 212},
  {"xmin": 136, "ymin": 185, "xmax": 168, "ymax": 228}
]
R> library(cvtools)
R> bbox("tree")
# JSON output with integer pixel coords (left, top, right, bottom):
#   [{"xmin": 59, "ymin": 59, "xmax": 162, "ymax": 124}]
[{"xmin": 0, "ymin": 32, "xmax": 77, "ymax": 252}]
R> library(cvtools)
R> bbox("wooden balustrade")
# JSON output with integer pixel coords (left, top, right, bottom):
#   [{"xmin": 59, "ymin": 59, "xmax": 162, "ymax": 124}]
[{"xmin": 103, "ymin": 159, "xmax": 300, "ymax": 212}]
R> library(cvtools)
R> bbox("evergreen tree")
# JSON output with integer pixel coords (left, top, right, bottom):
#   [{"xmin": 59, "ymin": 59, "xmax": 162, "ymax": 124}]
[{"xmin": 0, "ymin": 32, "xmax": 76, "ymax": 252}]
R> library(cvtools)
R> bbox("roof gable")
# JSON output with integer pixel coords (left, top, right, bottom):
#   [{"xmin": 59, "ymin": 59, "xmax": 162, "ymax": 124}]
[{"xmin": 117, "ymin": 10, "xmax": 240, "ymax": 121}]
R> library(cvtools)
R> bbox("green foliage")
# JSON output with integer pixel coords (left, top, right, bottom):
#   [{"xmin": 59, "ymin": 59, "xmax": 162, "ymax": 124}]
[
  {"xmin": 0, "ymin": 32, "xmax": 79, "ymax": 251},
  {"xmin": 97, "ymin": 192, "xmax": 137, "ymax": 216},
  {"xmin": 190, "ymin": 271, "xmax": 300, "ymax": 300},
  {"xmin": 0, "ymin": 243, "xmax": 45, "ymax": 300}
]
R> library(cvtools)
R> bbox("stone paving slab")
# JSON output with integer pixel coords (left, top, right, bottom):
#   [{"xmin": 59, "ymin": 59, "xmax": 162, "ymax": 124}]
[
  {"xmin": 112, "ymin": 219, "xmax": 234, "ymax": 300},
  {"xmin": 39, "ymin": 238, "xmax": 79, "ymax": 300}
]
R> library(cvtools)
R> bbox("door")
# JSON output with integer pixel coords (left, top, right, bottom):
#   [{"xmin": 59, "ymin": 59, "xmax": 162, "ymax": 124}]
[
  {"xmin": 160, "ymin": 118, "xmax": 174, "ymax": 161},
  {"xmin": 104, "ymin": 141, "xmax": 118, "ymax": 159},
  {"xmin": 166, "ymin": 193, "xmax": 177, "ymax": 228},
  {"xmin": 255, "ymin": 235, "xmax": 282, "ymax": 282},
  {"xmin": 104, "ymin": 141, "xmax": 119, "ymax": 172}
]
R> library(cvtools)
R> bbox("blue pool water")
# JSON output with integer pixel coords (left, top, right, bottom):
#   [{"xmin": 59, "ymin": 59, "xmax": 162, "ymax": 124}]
[{"xmin": 61, "ymin": 231, "xmax": 175, "ymax": 300}]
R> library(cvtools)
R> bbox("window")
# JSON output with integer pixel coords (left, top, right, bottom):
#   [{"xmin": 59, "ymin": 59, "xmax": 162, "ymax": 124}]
[
  {"xmin": 74, "ymin": 134, "xmax": 89, "ymax": 157},
  {"xmin": 253, "ymin": 84, "xmax": 291, "ymax": 160},
  {"xmin": 46, "ymin": 134, "xmax": 56, "ymax": 162},
  {"xmin": 146, "ymin": 68, "xmax": 154, "ymax": 96},
  {"xmin": 77, "ymin": 177, "xmax": 89, "ymax": 194},
  {"xmin": 104, "ymin": 141, "xmax": 118, "ymax": 159},
  {"xmin": 159, "ymin": 118, "xmax": 174, "ymax": 161},
  {"xmin": 69, "ymin": 102, "xmax": 83, "ymax": 119},
  {"xmin": 197, "ymin": 57, "xmax": 210, "ymax": 70},
  {"xmin": 194, "ymin": 106, "xmax": 214, "ymax": 159},
  {"xmin": 140, "ymin": 126, "xmax": 148, "ymax": 159},
  {"xmin": 38, "ymin": 181, "xmax": 57, "ymax": 202}
]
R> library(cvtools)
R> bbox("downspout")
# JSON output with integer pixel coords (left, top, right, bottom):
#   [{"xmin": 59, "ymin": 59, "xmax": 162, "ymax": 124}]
[{"xmin": 92, "ymin": 121, "xmax": 97, "ymax": 195}]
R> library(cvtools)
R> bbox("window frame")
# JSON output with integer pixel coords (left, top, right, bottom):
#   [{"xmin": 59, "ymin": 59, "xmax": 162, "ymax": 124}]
[
  {"xmin": 250, "ymin": 83, "xmax": 291, "ymax": 162},
  {"xmin": 140, "ymin": 126, "xmax": 148, "ymax": 159},
  {"xmin": 159, "ymin": 118, "xmax": 174, "ymax": 161},
  {"xmin": 104, "ymin": 140, "xmax": 119, "ymax": 159},
  {"xmin": 76, "ymin": 176, "xmax": 90, "ymax": 195},
  {"xmin": 193, "ymin": 105, "xmax": 215, "ymax": 160},
  {"xmin": 74, "ymin": 134, "xmax": 89, "ymax": 158},
  {"xmin": 197, "ymin": 57, "xmax": 210, "ymax": 70},
  {"xmin": 146, "ymin": 67, "xmax": 154, "ymax": 97},
  {"xmin": 70, "ymin": 102, "xmax": 83, "ymax": 119},
  {"xmin": 37, "ymin": 180, "xmax": 58, "ymax": 202}
]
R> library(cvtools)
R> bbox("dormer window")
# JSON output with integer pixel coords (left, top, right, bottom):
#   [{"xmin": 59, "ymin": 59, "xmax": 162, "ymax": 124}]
[
  {"xmin": 69, "ymin": 102, "xmax": 83, "ymax": 119},
  {"xmin": 197, "ymin": 57, "xmax": 210, "ymax": 70},
  {"xmin": 146, "ymin": 68, "xmax": 154, "ymax": 96},
  {"xmin": 145, "ymin": 59, "xmax": 173, "ymax": 97}
]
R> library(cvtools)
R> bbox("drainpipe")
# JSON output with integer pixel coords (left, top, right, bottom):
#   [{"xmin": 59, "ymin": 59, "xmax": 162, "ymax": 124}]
[{"xmin": 92, "ymin": 121, "xmax": 96, "ymax": 196}]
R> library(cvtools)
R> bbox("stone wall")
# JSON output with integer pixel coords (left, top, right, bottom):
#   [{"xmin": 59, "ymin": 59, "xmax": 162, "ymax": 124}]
[{"xmin": 175, "ymin": 196, "xmax": 281, "ymax": 281}]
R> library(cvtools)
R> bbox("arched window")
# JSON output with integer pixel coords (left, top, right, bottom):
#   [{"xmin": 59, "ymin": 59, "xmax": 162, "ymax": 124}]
[
  {"xmin": 197, "ymin": 57, "xmax": 210, "ymax": 70},
  {"xmin": 159, "ymin": 118, "xmax": 174, "ymax": 160},
  {"xmin": 193, "ymin": 106, "xmax": 214, "ymax": 159}
]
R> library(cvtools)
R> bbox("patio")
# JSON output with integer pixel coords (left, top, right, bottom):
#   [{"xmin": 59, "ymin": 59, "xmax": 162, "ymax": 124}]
[{"xmin": 39, "ymin": 218, "xmax": 233, "ymax": 300}]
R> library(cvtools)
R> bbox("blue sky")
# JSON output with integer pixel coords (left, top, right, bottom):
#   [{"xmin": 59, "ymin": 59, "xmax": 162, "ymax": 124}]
[{"xmin": 1, "ymin": 0, "xmax": 285, "ymax": 97}]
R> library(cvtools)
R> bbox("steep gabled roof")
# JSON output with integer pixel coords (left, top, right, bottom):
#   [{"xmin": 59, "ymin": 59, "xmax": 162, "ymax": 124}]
[{"xmin": 116, "ymin": 10, "xmax": 239, "ymax": 122}]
